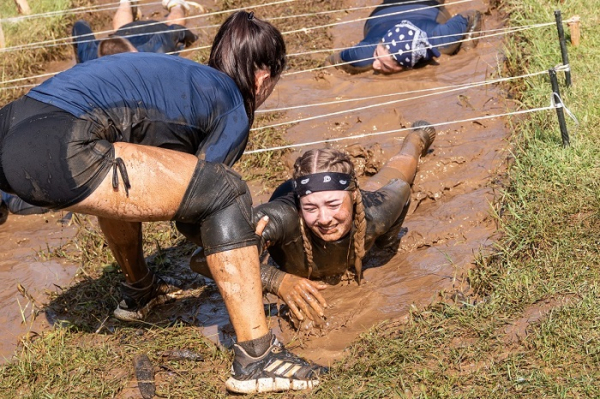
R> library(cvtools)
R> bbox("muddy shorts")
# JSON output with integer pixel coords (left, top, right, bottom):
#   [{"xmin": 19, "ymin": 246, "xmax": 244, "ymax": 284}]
[{"xmin": 0, "ymin": 96, "xmax": 114, "ymax": 209}]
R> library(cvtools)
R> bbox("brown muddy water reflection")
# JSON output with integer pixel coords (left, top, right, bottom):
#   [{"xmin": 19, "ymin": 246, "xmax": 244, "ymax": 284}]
[
  {"xmin": 0, "ymin": 0, "xmax": 511, "ymax": 366},
  {"xmin": 0, "ymin": 212, "xmax": 77, "ymax": 362}
]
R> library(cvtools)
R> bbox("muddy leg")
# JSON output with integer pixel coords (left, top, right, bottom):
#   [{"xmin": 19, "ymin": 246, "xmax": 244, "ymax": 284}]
[
  {"xmin": 165, "ymin": 5, "xmax": 187, "ymax": 26},
  {"xmin": 206, "ymin": 246, "xmax": 268, "ymax": 341},
  {"xmin": 362, "ymin": 131, "xmax": 424, "ymax": 191},
  {"xmin": 113, "ymin": 0, "xmax": 135, "ymax": 30},
  {"xmin": 97, "ymin": 217, "xmax": 148, "ymax": 283}
]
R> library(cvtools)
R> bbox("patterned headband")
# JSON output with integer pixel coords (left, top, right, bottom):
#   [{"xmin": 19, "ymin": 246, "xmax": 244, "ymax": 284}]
[{"xmin": 293, "ymin": 172, "xmax": 355, "ymax": 197}]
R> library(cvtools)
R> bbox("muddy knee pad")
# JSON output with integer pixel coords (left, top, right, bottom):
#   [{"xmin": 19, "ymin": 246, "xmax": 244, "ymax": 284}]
[
  {"xmin": 175, "ymin": 221, "xmax": 203, "ymax": 246},
  {"xmin": 174, "ymin": 160, "xmax": 257, "ymax": 255}
]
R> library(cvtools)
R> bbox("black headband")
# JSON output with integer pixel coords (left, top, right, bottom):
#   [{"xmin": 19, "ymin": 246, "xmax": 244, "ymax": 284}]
[{"xmin": 293, "ymin": 172, "xmax": 355, "ymax": 197}]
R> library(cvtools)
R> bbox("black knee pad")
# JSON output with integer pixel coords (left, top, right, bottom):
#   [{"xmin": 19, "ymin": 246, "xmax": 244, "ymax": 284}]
[{"xmin": 174, "ymin": 160, "xmax": 257, "ymax": 255}]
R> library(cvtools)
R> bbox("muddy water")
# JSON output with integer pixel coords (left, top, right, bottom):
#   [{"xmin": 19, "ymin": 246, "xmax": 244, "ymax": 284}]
[
  {"xmin": 261, "ymin": 0, "xmax": 510, "ymax": 363},
  {"xmin": 0, "ymin": 212, "xmax": 77, "ymax": 362},
  {"xmin": 0, "ymin": 0, "xmax": 511, "ymax": 366}
]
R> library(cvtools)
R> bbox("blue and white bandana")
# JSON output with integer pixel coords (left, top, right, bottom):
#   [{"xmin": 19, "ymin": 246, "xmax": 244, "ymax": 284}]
[{"xmin": 381, "ymin": 20, "xmax": 441, "ymax": 68}]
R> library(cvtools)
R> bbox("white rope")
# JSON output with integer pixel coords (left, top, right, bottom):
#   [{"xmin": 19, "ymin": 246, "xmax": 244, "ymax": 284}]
[
  {"xmin": 252, "ymin": 69, "xmax": 550, "ymax": 129},
  {"xmin": 0, "ymin": 1, "xmax": 144, "ymax": 22},
  {"xmin": 69, "ymin": 0, "xmax": 476, "ymax": 55},
  {"xmin": 551, "ymin": 92, "xmax": 579, "ymax": 127},
  {"xmin": 258, "ymin": 69, "xmax": 549, "ymax": 114},
  {"xmin": 281, "ymin": 0, "xmax": 472, "ymax": 36},
  {"xmin": 285, "ymin": 21, "xmax": 556, "ymax": 58},
  {"xmin": 244, "ymin": 105, "xmax": 558, "ymax": 154},
  {"xmin": 0, "ymin": 0, "xmax": 482, "ymax": 54},
  {"xmin": 0, "ymin": 0, "xmax": 297, "ymax": 53},
  {"xmin": 284, "ymin": 22, "xmax": 557, "ymax": 76}
]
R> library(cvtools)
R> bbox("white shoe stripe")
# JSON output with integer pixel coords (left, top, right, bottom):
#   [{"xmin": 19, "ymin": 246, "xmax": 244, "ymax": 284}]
[
  {"xmin": 283, "ymin": 365, "xmax": 302, "ymax": 378},
  {"xmin": 264, "ymin": 359, "xmax": 283, "ymax": 373}
]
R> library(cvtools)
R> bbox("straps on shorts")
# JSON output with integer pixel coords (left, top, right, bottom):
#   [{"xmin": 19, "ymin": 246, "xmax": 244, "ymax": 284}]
[{"xmin": 111, "ymin": 157, "xmax": 131, "ymax": 197}]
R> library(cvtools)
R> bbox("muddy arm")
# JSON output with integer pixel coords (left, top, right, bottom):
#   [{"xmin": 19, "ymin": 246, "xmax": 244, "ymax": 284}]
[{"xmin": 326, "ymin": 52, "xmax": 373, "ymax": 75}]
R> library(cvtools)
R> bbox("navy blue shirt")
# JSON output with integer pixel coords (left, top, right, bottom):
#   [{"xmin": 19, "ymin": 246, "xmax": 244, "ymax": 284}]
[
  {"xmin": 27, "ymin": 53, "xmax": 249, "ymax": 166},
  {"xmin": 340, "ymin": 1, "xmax": 467, "ymax": 68}
]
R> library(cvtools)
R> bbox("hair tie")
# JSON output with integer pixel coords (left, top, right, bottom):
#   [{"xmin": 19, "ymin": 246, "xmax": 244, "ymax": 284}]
[{"xmin": 247, "ymin": 11, "xmax": 255, "ymax": 20}]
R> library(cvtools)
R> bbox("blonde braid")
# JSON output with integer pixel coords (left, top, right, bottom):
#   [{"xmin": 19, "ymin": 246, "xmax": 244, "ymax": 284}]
[
  {"xmin": 299, "ymin": 217, "xmax": 315, "ymax": 279},
  {"xmin": 352, "ymin": 186, "xmax": 367, "ymax": 284}
]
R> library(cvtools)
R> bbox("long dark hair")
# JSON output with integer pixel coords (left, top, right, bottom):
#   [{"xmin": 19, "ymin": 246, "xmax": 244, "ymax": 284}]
[{"xmin": 209, "ymin": 11, "xmax": 287, "ymax": 125}]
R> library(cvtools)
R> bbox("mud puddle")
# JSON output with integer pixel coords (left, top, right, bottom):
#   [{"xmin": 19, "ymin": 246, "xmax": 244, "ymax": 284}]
[
  {"xmin": 0, "ymin": 0, "xmax": 511, "ymax": 367},
  {"xmin": 0, "ymin": 212, "xmax": 77, "ymax": 362}
]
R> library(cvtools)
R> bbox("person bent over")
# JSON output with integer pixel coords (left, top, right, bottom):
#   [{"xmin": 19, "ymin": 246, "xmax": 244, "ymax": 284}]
[
  {"xmin": 327, "ymin": 0, "xmax": 482, "ymax": 74},
  {"xmin": 1, "ymin": 11, "xmax": 324, "ymax": 394}
]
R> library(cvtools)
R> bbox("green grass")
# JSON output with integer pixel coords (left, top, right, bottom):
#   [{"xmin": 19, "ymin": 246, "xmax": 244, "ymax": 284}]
[
  {"xmin": 1, "ymin": 0, "xmax": 600, "ymax": 397},
  {"xmin": 0, "ymin": 0, "xmax": 100, "ymax": 105}
]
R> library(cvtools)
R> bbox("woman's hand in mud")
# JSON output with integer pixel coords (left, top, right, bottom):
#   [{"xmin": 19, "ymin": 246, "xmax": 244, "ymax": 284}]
[
  {"xmin": 254, "ymin": 215, "xmax": 272, "ymax": 250},
  {"xmin": 277, "ymin": 274, "xmax": 328, "ymax": 322}
]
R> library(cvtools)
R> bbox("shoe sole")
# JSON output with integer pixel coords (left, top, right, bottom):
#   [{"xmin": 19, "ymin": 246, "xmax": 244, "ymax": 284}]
[
  {"xmin": 225, "ymin": 376, "xmax": 319, "ymax": 394},
  {"xmin": 113, "ymin": 290, "xmax": 181, "ymax": 322}
]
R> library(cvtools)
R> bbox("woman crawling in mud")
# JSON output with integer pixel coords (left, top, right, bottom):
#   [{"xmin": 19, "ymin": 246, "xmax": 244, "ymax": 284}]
[
  {"xmin": 327, "ymin": 0, "xmax": 482, "ymax": 74},
  {"xmin": 191, "ymin": 120, "xmax": 437, "ymax": 325},
  {"xmin": 0, "ymin": 11, "xmax": 327, "ymax": 394}
]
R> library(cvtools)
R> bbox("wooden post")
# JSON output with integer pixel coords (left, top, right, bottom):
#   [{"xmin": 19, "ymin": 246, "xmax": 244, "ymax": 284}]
[
  {"xmin": 567, "ymin": 16, "xmax": 581, "ymax": 47},
  {"xmin": 14, "ymin": 0, "xmax": 31, "ymax": 15}
]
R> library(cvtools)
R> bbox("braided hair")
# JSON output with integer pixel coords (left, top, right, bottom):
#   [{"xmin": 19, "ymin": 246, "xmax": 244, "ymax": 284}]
[{"xmin": 293, "ymin": 149, "xmax": 367, "ymax": 283}]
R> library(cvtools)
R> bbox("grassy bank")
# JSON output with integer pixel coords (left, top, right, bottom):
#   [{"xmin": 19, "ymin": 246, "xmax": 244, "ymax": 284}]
[
  {"xmin": 318, "ymin": 0, "xmax": 600, "ymax": 397},
  {"xmin": 0, "ymin": 0, "xmax": 99, "ymax": 105},
  {"xmin": 1, "ymin": 0, "xmax": 599, "ymax": 398}
]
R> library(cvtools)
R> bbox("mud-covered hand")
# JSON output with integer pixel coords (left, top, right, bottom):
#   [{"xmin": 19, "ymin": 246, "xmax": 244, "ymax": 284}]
[
  {"xmin": 254, "ymin": 212, "xmax": 275, "ymax": 251},
  {"xmin": 278, "ymin": 274, "xmax": 328, "ymax": 322}
]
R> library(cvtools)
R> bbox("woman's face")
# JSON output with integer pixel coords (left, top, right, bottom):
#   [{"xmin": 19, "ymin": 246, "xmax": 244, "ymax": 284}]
[
  {"xmin": 372, "ymin": 43, "xmax": 404, "ymax": 74},
  {"xmin": 299, "ymin": 190, "xmax": 354, "ymax": 242}
]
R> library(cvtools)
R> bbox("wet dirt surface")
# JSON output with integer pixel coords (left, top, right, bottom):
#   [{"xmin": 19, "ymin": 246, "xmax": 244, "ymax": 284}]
[
  {"xmin": 0, "ymin": 212, "xmax": 76, "ymax": 362},
  {"xmin": 0, "ymin": 0, "xmax": 512, "ymax": 366}
]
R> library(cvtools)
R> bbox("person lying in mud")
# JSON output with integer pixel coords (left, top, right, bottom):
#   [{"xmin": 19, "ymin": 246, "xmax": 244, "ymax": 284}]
[
  {"xmin": 190, "ymin": 121, "xmax": 437, "ymax": 325},
  {"xmin": 72, "ymin": 0, "xmax": 201, "ymax": 63},
  {"xmin": 0, "ymin": 11, "xmax": 325, "ymax": 394},
  {"xmin": 327, "ymin": 0, "xmax": 482, "ymax": 74}
]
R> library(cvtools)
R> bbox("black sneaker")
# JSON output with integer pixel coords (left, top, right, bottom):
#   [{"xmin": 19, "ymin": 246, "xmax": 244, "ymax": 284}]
[
  {"xmin": 226, "ymin": 336, "xmax": 327, "ymax": 394},
  {"xmin": 462, "ymin": 10, "xmax": 482, "ymax": 50},
  {"xmin": 113, "ymin": 273, "xmax": 182, "ymax": 322},
  {"xmin": 412, "ymin": 120, "xmax": 437, "ymax": 157},
  {"xmin": 0, "ymin": 199, "xmax": 8, "ymax": 225}
]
